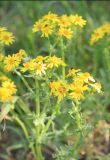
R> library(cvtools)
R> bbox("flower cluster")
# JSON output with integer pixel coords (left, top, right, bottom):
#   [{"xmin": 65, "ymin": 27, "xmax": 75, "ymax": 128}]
[
  {"xmin": 50, "ymin": 69, "xmax": 101, "ymax": 102},
  {"xmin": 32, "ymin": 12, "xmax": 86, "ymax": 39},
  {"xmin": 3, "ymin": 49, "xmax": 26, "ymax": 72},
  {"xmin": 21, "ymin": 55, "xmax": 66, "ymax": 76},
  {"xmin": 90, "ymin": 23, "xmax": 110, "ymax": 45},
  {"xmin": 0, "ymin": 27, "xmax": 15, "ymax": 46},
  {"xmin": 0, "ymin": 76, "xmax": 17, "ymax": 102}
]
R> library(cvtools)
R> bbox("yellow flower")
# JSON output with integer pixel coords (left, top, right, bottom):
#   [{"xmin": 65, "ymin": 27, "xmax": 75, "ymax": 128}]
[
  {"xmin": 58, "ymin": 15, "xmax": 71, "ymax": 27},
  {"xmin": 41, "ymin": 25, "xmax": 53, "ymax": 37},
  {"xmin": 90, "ymin": 82, "xmax": 102, "ymax": 93},
  {"xmin": 35, "ymin": 56, "xmax": 45, "ymax": 62},
  {"xmin": 32, "ymin": 63, "xmax": 47, "ymax": 76},
  {"xmin": 69, "ymin": 82, "xmax": 88, "ymax": 101},
  {"xmin": 32, "ymin": 20, "xmax": 44, "ymax": 33},
  {"xmin": 0, "ymin": 75, "xmax": 9, "ymax": 81},
  {"xmin": 90, "ymin": 23, "xmax": 110, "ymax": 45},
  {"xmin": 46, "ymin": 55, "xmax": 66, "ymax": 69},
  {"xmin": 0, "ymin": 53, "xmax": 4, "ymax": 62},
  {"xmin": 2, "ymin": 80, "xmax": 17, "ymax": 94},
  {"xmin": 0, "ymin": 79, "xmax": 17, "ymax": 102},
  {"xmin": 4, "ymin": 50, "xmax": 25, "ymax": 72},
  {"xmin": 90, "ymin": 28, "xmax": 104, "ymax": 45},
  {"xmin": 75, "ymin": 72, "xmax": 95, "ymax": 84},
  {"xmin": 50, "ymin": 80, "xmax": 68, "ymax": 102},
  {"xmin": 4, "ymin": 55, "xmax": 18, "ymax": 72},
  {"xmin": 43, "ymin": 11, "xmax": 59, "ymax": 23},
  {"xmin": 101, "ymin": 23, "xmax": 110, "ymax": 34},
  {"xmin": 21, "ymin": 60, "xmax": 35, "ymax": 72},
  {"xmin": 0, "ymin": 87, "xmax": 13, "ymax": 101},
  {"xmin": 70, "ymin": 14, "xmax": 86, "ymax": 27},
  {"xmin": 0, "ymin": 31, "xmax": 15, "ymax": 45},
  {"xmin": 67, "ymin": 68, "xmax": 81, "ymax": 77},
  {"xmin": 15, "ymin": 49, "xmax": 26, "ymax": 60},
  {"xmin": 57, "ymin": 27, "xmax": 73, "ymax": 39}
]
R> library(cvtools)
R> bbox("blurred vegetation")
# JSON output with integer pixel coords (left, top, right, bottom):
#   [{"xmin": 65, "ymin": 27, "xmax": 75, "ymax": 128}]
[{"xmin": 0, "ymin": 1, "xmax": 110, "ymax": 160}]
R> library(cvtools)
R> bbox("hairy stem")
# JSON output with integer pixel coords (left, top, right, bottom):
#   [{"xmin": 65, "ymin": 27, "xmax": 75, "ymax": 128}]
[
  {"xmin": 35, "ymin": 80, "xmax": 43, "ymax": 160},
  {"xmin": 61, "ymin": 39, "xmax": 65, "ymax": 79}
]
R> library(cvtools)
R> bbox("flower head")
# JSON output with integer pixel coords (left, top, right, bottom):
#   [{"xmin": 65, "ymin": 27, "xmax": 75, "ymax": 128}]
[
  {"xmin": 4, "ymin": 50, "xmax": 25, "ymax": 72},
  {"xmin": 46, "ymin": 55, "xmax": 66, "ymax": 69},
  {"xmin": 32, "ymin": 63, "xmax": 47, "ymax": 76},
  {"xmin": 50, "ymin": 80, "xmax": 68, "ymax": 102},
  {"xmin": 70, "ymin": 14, "xmax": 87, "ymax": 27},
  {"xmin": 67, "ymin": 68, "xmax": 81, "ymax": 77},
  {"xmin": 41, "ymin": 25, "xmax": 53, "ymax": 37},
  {"xmin": 0, "ymin": 31, "xmax": 15, "ymax": 45},
  {"xmin": 0, "ymin": 78, "xmax": 17, "ymax": 102},
  {"xmin": 90, "ymin": 23, "xmax": 110, "ymax": 45},
  {"xmin": 57, "ymin": 27, "xmax": 73, "ymax": 39},
  {"xmin": 69, "ymin": 81, "xmax": 88, "ymax": 101}
]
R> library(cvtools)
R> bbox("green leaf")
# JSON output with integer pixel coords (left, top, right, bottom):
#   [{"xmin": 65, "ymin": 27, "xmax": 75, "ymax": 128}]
[{"xmin": 0, "ymin": 104, "xmax": 13, "ymax": 123}]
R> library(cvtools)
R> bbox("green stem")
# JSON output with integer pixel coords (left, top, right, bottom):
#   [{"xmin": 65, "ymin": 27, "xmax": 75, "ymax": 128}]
[
  {"xmin": 72, "ymin": 102, "xmax": 82, "ymax": 150},
  {"xmin": 35, "ymin": 80, "xmax": 40, "ymax": 115},
  {"xmin": 61, "ymin": 39, "xmax": 65, "ymax": 79},
  {"xmin": 35, "ymin": 79, "xmax": 43, "ymax": 160},
  {"xmin": 15, "ymin": 70, "xmax": 34, "ymax": 94},
  {"xmin": 14, "ymin": 116, "xmax": 37, "ymax": 159},
  {"xmin": 41, "ymin": 103, "xmax": 59, "ymax": 137}
]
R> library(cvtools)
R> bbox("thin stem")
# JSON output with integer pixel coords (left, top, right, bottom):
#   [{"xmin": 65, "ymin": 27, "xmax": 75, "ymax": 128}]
[
  {"xmin": 35, "ymin": 79, "xmax": 43, "ymax": 160},
  {"xmin": 35, "ymin": 80, "xmax": 40, "ymax": 115},
  {"xmin": 72, "ymin": 102, "xmax": 82, "ymax": 150},
  {"xmin": 41, "ymin": 103, "xmax": 59, "ymax": 137},
  {"xmin": 61, "ymin": 38, "xmax": 65, "ymax": 79},
  {"xmin": 14, "ymin": 116, "xmax": 37, "ymax": 159},
  {"xmin": 15, "ymin": 70, "xmax": 34, "ymax": 94}
]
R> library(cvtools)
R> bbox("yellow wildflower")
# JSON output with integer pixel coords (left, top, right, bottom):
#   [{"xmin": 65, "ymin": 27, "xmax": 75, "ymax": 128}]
[
  {"xmin": 90, "ymin": 82, "xmax": 102, "ymax": 93},
  {"xmin": 101, "ymin": 23, "xmax": 110, "ymax": 34},
  {"xmin": 67, "ymin": 68, "xmax": 81, "ymax": 77},
  {"xmin": 70, "ymin": 14, "xmax": 86, "ymax": 27},
  {"xmin": 69, "ymin": 82, "xmax": 88, "ymax": 101},
  {"xmin": 58, "ymin": 15, "xmax": 71, "ymax": 27},
  {"xmin": 32, "ymin": 63, "xmax": 47, "ymax": 76},
  {"xmin": 75, "ymin": 72, "xmax": 95, "ymax": 83},
  {"xmin": 15, "ymin": 49, "xmax": 26, "ymax": 60},
  {"xmin": 2, "ymin": 80, "xmax": 17, "ymax": 94},
  {"xmin": 4, "ymin": 55, "xmax": 18, "ymax": 72},
  {"xmin": 50, "ymin": 80, "xmax": 68, "ymax": 102},
  {"xmin": 35, "ymin": 56, "xmax": 45, "ymax": 62},
  {"xmin": 32, "ymin": 20, "xmax": 44, "ymax": 33},
  {"xmin": 21, "ymin": 59, "xmax": 47, "ymax": 76},
  {"xmin": 90, "ymin": 28, "xmax": 104, "ymax": 45},
  {"xmin": 41, "ymin": 25, "xmax": 53, "ymax": 37},
  {"xmin": 57, "ymin": 27, "xmax": 73, "ymax": 39},
  {"xmin": 0, "ymin": 31, "xmax": 15, "ymax": 45},
  {"xmin": 90, "ymin": 23, "xmax": 110, "ymax": 45},
  {"xmin": 46, "ymin": 55, "xmax": 66, "ymax": 69},
  {"xmin": 4, "ymin": 50, "xmax": 25, "ymax": 72},
  {"xmin": 0, "ymin": 75, "xmax": 9, "ymax": 81},
  {"xmin": 21, "ymin": 60, "xmax": 35, "ymax": 72},
  {"xmin": 43, "ymin": 11, "xmax": 59, "ymax": 23},
  {"xmin": 0, "ymin": 79, "xmax": 16, "ymax": 101}
]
